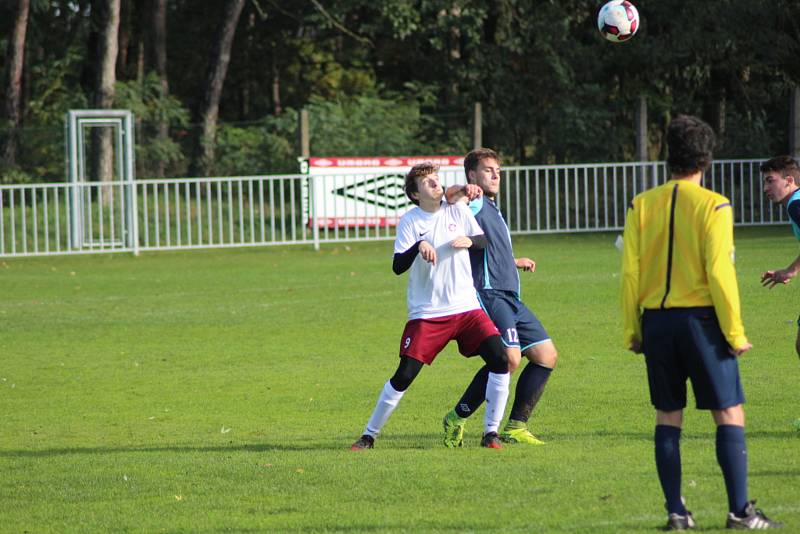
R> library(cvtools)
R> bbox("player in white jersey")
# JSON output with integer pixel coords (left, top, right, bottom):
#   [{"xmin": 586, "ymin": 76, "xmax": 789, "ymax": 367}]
[{"xmin": 351, "ymin": 163, "xmax": 511, "ymax": 450}]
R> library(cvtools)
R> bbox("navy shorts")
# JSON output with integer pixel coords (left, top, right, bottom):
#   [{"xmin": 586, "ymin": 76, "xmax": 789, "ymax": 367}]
[
  {"xmin": 641, "ymin": 307, "xmax": 745, "ymax": 411},
  {"xmin": 477, "ymin": 289, "xmax": 550, "ymax": 351}
]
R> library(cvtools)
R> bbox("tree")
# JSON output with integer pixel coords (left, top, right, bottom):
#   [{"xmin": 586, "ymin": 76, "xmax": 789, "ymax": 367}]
[
  {"xmin": 145, "ymin": 0, "xmax": 169, "ymax": 177},
  {"xmin": 191, "ymin": 0, "xmax": 246, "ymax": 177},
  {"xmin": 90, "ymin": 0, "xmax": 120, "ymax": 192},
  {"xmin": 2, "ymin": 0, "xmax": 30, "ymax": 169}
]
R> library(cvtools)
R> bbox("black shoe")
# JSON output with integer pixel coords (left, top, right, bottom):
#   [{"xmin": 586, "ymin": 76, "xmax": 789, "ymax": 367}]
[
  {"xmin": 665, "ymin": 511, "xmax": 695, "ymax": 531},
  {"xmin": 726, "ymin": 501, "xmax": 783, "ymax": 529},
  {"xmin": 480, "ymin": 431, "xmax": 502, "ymax": 449},
  {"xmin": 350, "ymin": 434, "xmax": 374, "ymax": 451}
]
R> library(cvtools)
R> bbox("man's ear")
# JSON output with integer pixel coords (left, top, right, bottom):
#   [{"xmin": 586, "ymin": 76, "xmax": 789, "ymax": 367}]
[
  {"xmin": 410, "ymin": 191, "xmax": 419, "ymax": 201},
  {"xmin": 467, "ymin": 170, "xmax": 476, "ymax": 184},
  {"xmin": 786, "ymin": 175, "xmax": 797, "ymax": 187}
]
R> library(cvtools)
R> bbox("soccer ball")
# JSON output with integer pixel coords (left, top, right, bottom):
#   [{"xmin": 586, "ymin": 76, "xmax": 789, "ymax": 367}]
[{"xmin": 597, "ymin": 0, "xmax": 640, "ymax": 43}]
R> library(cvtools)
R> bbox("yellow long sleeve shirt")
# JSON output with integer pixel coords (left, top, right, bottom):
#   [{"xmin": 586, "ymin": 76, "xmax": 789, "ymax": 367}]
[{"xmin": 620, "ymin": 178, "xmax": 748, "ymax": 350}]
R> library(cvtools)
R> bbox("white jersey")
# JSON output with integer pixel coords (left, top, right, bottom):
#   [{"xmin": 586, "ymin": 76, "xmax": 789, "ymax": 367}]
[{"xmin": 394, "ymin": 201, "xmax": 483, "ymax": 320}]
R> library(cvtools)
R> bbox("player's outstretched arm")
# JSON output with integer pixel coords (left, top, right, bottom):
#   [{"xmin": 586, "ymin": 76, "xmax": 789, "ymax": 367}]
[
  {"xmin": 515, "ymin": 257, "xmax": 536, "ymax": 272},
  {"xmin": 761, "ymin": 253, "xmax": 800, "ymax": 288},
  {"xmin": 445, "ymin": 184, "xmax": 482, "ymax": 204}
]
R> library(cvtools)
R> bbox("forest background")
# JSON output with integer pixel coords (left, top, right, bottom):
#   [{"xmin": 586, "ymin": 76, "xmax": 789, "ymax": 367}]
[{"xmin": 1, "ymin": 0, "xmax": 799, "ymax": 184}]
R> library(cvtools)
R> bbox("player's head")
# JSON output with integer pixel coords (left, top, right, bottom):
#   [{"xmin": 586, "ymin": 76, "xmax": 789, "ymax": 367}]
[
  {"xmin": 761, "ymin": 155, "xmax": 800, "ymax": 204},
  {"xmin": 666, "ymin": 115, "xmax": 715, "ymax": 177},
  {"xmin": 405, "ymin": 162, "xmax": 442, "ymax": 206},
  {"xmin": 464, "ymin": 148, "xmax": 501, "ymax": 197}
]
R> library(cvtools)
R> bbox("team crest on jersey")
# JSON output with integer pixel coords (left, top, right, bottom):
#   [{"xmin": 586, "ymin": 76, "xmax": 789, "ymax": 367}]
[{"xmin": 448, "ymin": 223, "xmax": 456, "ymax": 232}]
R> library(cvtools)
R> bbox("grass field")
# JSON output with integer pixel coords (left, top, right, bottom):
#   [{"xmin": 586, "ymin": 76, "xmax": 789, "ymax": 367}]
[{"xmin": 1, "ymin": 226, "xmax": 799, "ymax": 532}]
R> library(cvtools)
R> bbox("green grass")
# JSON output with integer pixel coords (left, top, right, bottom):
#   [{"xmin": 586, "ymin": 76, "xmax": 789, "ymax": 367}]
[{"xmin": 1, "ymin": 226, "xmax": 799, "ymax": 532}]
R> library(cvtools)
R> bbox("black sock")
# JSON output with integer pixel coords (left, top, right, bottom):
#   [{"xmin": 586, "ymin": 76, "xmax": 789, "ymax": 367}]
[
  {"xmin": 454, "ymin": 366, "xmax": 489, "ymax": 418},
  {"xmin": 655, "ymin": 425, "xmax": 685, "ymax": 515},
  {"xmin": 508, "ymin": 362, "xmax": 552, "ymax": 423},
  {"xmin": 716, "ymin": 424, "xmax": 749, "ymax": 516}
]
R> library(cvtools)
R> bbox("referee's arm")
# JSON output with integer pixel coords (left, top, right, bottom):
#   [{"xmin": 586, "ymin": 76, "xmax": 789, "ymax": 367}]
[
  {"xmin": 705, "ymin": 203, "xmax": 749, "ymax": 350},
  {"xmin": 621, "ymin": 201, "xmax": 642, "ymax": 351}
]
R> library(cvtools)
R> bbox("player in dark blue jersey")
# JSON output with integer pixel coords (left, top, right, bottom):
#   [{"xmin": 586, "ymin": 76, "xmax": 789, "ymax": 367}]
[
  {"xmin": 441, "ymin": 148, "xmax": 558, "ymax": 446},
  {"xmin": 760, "ymin": 155, "xmax": 800, "ymax": 360}
]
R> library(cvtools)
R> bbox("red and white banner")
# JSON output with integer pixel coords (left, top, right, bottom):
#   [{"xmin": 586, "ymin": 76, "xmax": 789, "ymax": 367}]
[
  {"xmin": 309, "ymin": 156, "xmax": 464, "ymax": 169},
  {"xmin": 304, "ymin": 156, "xmax": 465, "ymax": 228}
]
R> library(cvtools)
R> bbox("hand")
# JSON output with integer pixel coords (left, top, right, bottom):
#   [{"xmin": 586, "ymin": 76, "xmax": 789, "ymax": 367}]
[
  {"xmin": 450, "ymin": 236, "xmax": 473, "ymax": 249},
  {"xmin": 419, "ymin": 241, "xmax": 437, "ymax": 265},
  {"xmin": 761, "ymin": 268, "xmax": 795, "ymax": 289},
  {"xmin": 729, "ymin": 341, "xmax": 752, "ymax": 357},
  {"xmin": 463, "ymin": 184, "xmax": 483, "ymax": 200},
  {"xmin": 515, "ymin": 257, "xmax": 536, "ymax": 272},
  {"xmin": 629, "ymin": 340, "xmax": 643, "ymax": 354}
]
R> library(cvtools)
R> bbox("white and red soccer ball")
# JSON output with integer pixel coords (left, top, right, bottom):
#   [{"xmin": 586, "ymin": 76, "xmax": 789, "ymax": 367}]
[{"xmin": 597, "ymin": 0, "xmax": 640, "ymax": 43}]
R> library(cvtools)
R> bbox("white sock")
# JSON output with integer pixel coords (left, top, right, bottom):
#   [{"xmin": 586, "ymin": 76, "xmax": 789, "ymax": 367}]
[
  {"xmin": 364, "ymin": 381, "xmax": 406, "ymax": 438},
  {"xmin": 483, "ymin": 372, "xmax": 510, "ymax": 435}
]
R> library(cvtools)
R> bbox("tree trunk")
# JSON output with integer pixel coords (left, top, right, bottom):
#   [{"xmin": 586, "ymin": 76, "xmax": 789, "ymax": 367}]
[
  {"xmin": 117, "ymin": 0, "xmax": 131, "ymax": 79},
  {"xmin": 146, "ymin": 0, "xmax": 169, "ymax": 177},
  {"xmin": 241, "ymin": 11, "xmax": 255, "ymax": 118},
  {"xmin": 271, "ymin": 49, "xmax": 282, "ymax": 116},
  {"xmin": 635, "ymin": 95, "xmax": 649, "ymax": 190},
  {"xmin": 191, "ymin": 0, "xmax": 246, "ymax": 177},
  {"xmin": 93, "ymin": 0, "xmax": 120, "ymax": 112},
  {"xmin": 712, "ymin": 95, "xmax": 726, "ymax": 151},
  {"xmin": 790, "ymin": 86, "xmax": 800, "ymax": 159},
  {"xmin": 705, "ymin": 69, "xmax": 726, "ymax": 153},
  {"xmin": 2, "ymin": 0, "xmax": 30, "ymax": 171},
  {"xmin": 91, "ymin": 0, "xmax": 120, "ymax": 206}
]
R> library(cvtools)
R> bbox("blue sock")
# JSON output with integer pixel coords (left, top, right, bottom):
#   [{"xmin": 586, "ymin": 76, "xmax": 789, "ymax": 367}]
[
  {"xmin": 655, "ymin": 425, "xmax": 685, "ymax": 515},
  {"xmin": 454, "ymin": 366, "xmax": 489, "ymax": 418},
  {"xmin": 508, "ymin": 362, "xmax": 552, "ymax": 422},
  {"xmin": 716, "ymin": 424, "xmax": 749, "ymax": 516}
]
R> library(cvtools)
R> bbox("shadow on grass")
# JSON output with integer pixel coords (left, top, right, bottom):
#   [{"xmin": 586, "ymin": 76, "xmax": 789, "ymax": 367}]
[
  {"xmin": 0, "ymin": 433, "xmax": 442, "ymax": 458},
  {"xmin": 544, "ymin": 428, "xmax": 799, "ymax": 442},
  {"xmin": 0, "ymin": 443, "xmax": 351, "ymax": 457},
  {"xmin": 2, "ymin": 429, "xmax": 793, "ymax": 459}
]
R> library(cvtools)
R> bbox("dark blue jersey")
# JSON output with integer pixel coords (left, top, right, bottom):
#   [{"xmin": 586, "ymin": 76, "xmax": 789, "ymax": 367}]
[
  {"xmin": 787, "ymin": 189, "xmax": 800, "ymax": 241},
  {"xmin": 468, "ymin": 196, "xmax": 520, "ymax": 295}
]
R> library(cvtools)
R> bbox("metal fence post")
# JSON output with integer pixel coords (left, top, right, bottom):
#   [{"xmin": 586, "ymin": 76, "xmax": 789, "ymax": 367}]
[{"xmin": 310, "ymin": 174, "xmax": 320, "ymax": 251}]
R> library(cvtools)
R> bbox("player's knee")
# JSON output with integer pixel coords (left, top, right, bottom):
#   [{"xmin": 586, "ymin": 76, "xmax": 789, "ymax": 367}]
[
  {"xmin": 712, "ymin": 404, "xmax": 745, "ymax": 427},
  {"xmin": 795, "ymin": 337, "xmax": 800, "ymax": 359},
  {"xmin": 506, "ymin": 348, "xmax": 522, "ymax": 373},
  {"xmin": 526, "ymin": 342, "xmax": 558, "ymax": 369},
  {"xmin": 541, "ymin": 346, "xmax": 558, "ymax": 369},
  {"xmin": 480, "ymin": 335, "xmax": 508, "ymax": 374},
  {"xmin": 389, "ymin": 357, "xmax": 423, "ymax": 391}
]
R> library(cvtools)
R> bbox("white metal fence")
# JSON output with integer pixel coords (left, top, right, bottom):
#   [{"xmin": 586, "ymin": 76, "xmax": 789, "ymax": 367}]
[{"xmin": 0, "ymin": 159, "xmax": 782, "ymax": 258}]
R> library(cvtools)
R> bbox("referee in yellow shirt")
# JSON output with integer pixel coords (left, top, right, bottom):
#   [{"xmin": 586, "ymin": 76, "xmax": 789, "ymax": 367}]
[{"xmin": 620, "ymin": 115, "xmax": 781, "ymax": 530}]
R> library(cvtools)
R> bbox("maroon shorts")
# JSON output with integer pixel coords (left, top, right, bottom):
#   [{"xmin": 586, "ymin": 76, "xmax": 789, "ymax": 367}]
[{"xmin": 399, "ymin": 309, "xmax": 501, "ymax": 365}]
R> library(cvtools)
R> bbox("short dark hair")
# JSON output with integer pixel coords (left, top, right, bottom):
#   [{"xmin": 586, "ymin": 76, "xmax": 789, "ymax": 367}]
[
  {"xmin": 404, "ymin": 162, "xmax": 439, "ymax": 205},
  {"xmin": 666, "ymin": 115, "xmax": 715, "ymax": 177},
  {"xmin": 760, "ymin": 155, "xmax": 800, "ymax": 182},
  {"xmin": 464, "ymin": 148, "xmax": 500, "ymax": 183}
]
